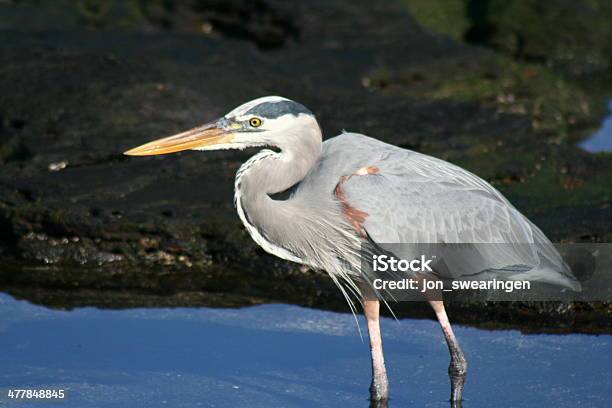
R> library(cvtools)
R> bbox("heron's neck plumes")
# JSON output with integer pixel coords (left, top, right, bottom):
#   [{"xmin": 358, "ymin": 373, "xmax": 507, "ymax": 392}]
[{"xmin": 233, "ymin": 120, "xmax": 322, "ymax": 262}]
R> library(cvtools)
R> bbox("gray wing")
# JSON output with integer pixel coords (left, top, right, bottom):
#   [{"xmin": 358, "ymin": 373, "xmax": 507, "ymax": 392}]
[{"xmin": 336, "ymin": 135, "xmax": 580, "ymax": 290}]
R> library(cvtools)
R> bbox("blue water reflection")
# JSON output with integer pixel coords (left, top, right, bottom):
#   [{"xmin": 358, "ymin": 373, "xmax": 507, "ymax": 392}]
[
  {"xmin": 580, "ymin": 100, "xmax": 612, "ymax": 152},
  {"xmin": 0, "ymin": 293, "xmax": 610, "ymax": 407}
]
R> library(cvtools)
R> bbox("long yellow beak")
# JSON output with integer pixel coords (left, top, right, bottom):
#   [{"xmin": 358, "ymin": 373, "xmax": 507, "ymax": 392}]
[{"xmin": 124, "ymin": 121, "xmax": 234, "ymax": 156}]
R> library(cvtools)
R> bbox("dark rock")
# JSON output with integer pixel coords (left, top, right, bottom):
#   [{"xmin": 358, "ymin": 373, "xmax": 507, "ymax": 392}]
[{"xmin": 0, "ymin": 0, "xmax": 611, "ymax": 331}]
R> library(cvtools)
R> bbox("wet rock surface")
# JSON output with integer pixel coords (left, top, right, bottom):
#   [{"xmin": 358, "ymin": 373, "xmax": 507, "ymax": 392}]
[{"xmin": 1, "ymin": 0, "xmax": 611, "ymax": 331}]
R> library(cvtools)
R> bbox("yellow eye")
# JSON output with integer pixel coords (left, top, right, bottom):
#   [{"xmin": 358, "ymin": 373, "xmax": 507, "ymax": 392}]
[{"xmin": 249, "ymin": 117, "xmax": 262, "ymax": 127}]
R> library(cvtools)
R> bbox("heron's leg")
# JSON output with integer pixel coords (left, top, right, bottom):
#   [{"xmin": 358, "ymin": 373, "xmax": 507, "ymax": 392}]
[
  {"xmin": 429, "ymin": 300, "xmax": 467, "ymax": 404},
  {"xmin": 364, "ymin": 299, "xmax": 389, "ymax": 402}
]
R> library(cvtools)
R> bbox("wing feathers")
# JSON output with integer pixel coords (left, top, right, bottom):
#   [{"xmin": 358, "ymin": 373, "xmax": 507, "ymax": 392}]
[{"xmin": 338, "ymin": 150, "xmax": 579, "ymax": 289}]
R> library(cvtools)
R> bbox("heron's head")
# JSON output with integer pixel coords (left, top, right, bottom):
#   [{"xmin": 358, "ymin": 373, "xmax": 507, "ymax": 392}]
[{"xmin": 124, "ymin": 96, "xmax": 319, "ymax": 156}]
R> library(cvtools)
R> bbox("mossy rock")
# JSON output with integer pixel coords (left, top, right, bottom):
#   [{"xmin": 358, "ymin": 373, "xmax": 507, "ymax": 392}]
[{"xmin": 403, "ymin": 0, "xmax": 612, "ymax": 76}]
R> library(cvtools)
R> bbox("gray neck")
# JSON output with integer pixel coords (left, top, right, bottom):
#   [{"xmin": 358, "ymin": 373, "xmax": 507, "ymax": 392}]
[{"xmin": 234, "ymin": 124, "xmax": 322, "ymax": 261}]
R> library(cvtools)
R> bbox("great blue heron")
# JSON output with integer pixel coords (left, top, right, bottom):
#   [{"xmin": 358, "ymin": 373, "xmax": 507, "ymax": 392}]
[{"xmin": 125, "ymin": 96, "xmax": 580, "ymax": 404}]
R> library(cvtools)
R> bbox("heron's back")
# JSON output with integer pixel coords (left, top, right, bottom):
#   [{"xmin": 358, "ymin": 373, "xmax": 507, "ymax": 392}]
[{"xmin": 294, "ymin": 132, "xmax": 580, "ymax": 290}]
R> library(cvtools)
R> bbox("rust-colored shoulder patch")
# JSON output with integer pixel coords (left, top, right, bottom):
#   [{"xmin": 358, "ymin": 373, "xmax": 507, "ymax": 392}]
[
  {"xmin": 334, "ymin": 166, "xmax": 380, "ymax": 237},
  {"xmin": 355, "ymin": 166, "xmax": 380, "ymax": 176}
]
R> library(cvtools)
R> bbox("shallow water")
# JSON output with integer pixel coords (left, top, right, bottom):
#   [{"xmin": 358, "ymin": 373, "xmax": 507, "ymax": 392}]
[
  {"xmin": 580, "ymin": 99, "xmax": 612, "ymax": 152},
  {"xmin": 0, "ymin": 293, "xmax": 610, "ymax": 408}
]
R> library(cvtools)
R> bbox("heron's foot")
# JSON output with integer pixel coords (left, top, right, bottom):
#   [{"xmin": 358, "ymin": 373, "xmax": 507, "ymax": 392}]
[
  {"xmin": 369, "ymin": 396, "xmax": 389, "ymax": 408},
  {"xmin": 369, "ymin": 374, "xmax": 389, "ymax": 402},
  {"xmin": 450, "ymin": 399, "xmax": 463, "ymax": 408},
  {"xmin": 448, "ymin": 353, "xmax": 468, "ymax": 403}
]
